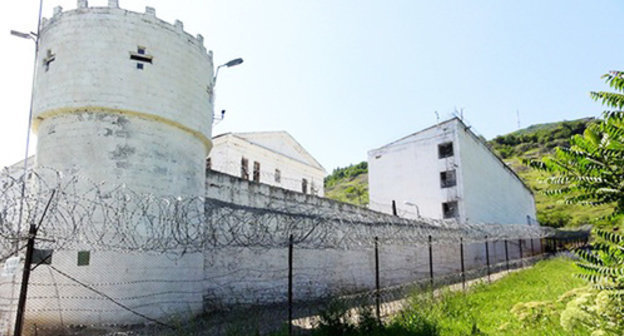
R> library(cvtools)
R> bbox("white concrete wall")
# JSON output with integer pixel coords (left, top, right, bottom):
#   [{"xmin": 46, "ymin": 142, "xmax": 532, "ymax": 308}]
[
  {"xmin": 367, "ymin": 122, "xmax": 458, "ymax": 219},
  {"xmin": 209, "ymin": 134, "xmax": 325, "ymax": 197},
  {"xmin": 202, "ymin": 171, "xmax": 505, "ymax": 306},
  {"xmin": 368, "ymin": 118, "xmax": 537, "ymax": 225},
  {"xmin": 456, "ymin": 125, "xmax": 537, "ymax": 225}
]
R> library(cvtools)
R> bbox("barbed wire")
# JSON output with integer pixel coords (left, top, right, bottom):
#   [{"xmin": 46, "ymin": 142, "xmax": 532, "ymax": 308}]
[
  {"xmin": 0, "ymin": 168, "xmax": 570, "ymax": 335},
  {"xmin": 0, "ymin": 168, "xmax": 554, "ymax": 263}
]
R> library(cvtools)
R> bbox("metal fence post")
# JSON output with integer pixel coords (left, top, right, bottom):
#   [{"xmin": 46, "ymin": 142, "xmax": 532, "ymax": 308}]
[
  {"xmin": 391, "ymin": 201, "xmax": 397, "ymax": 216},
  {"xmin": 460, "ymin": 237, "xmax": 466, "ymax": 291},
  {"xmin": 530, "ymin": 238, "xmax": 535, "ymax": 256},
  {"xmin": 14, "ymin": 190, "xmax": 55, "ymax": 336},
  {"xmin": 374, "ymin": 236, "xmax": 381, "ymax": 322},
  {"xmin": 504, "ymin": 239, "xmax": 509, "ymax": 272},
  {"xmin": 518, "ymin": 238, "xmax": 523, "ymax": 261},
  {"xmin": 485, "ymin": 236, "xmax": 491, "ymax": 283},
  {"xmin": 428, "ymin": 235, "xmax": 434, "ymax": 290},
  {"xmin": 288, "ymin": 234, "xmax": 293, "ymax": 336}
]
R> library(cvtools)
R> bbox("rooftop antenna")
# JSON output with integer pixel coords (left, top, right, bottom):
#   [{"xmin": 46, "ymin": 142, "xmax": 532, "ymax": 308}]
[
  {"xmin": 516, "ymin": 109, "xmax": 521, "ymax": 129},
  {"xmin": 453, "ymin": 107, "xmax": 464, "ymax": 121},
  {"xmin": 434, "ymin": 111, "xmax": 439, "ymax": 123}
]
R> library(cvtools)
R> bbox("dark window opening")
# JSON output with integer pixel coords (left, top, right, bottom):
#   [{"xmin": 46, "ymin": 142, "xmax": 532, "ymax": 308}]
[
  {"xmin": 131, "ymin": 46, "xmax": 152, "ymax": 70},
  {"xmin": 438, "ymin": 142, "xmax": 454, "ymax": 159},
  {"xmin": 253, "ymin": 161, "xmax": 260, "ymax": 183},
  {"xmin": 33, "ymin": 249, "xmax": 53, "ymax": 265},
  {"xmin": 302, "ymin": 178, "xmax": 308, "ymax": 194},
  {"xmin": 440, "ymin": 170, "xmax": 457, "ymax": 188},
  {"xmin": 77, "ymin": 251, "xmax": 90, "ymax": 266},
  {"xmin": 442, "ymin": 201, "xmax": 459, "ymax": 219},
  {"xmin": 130, "ymin": 54, "xmax": 153, "ymax": 63},
  {"xmin": 241, "ymin": 157, "xmax": 249, "ymax": 180},
  {"xmin": 275, "ymin": 169, "xmax": 281, "ymax": 183},
  {"xmin": 205, "ymin": 157, "xmax": 211, "ymax": 173}
]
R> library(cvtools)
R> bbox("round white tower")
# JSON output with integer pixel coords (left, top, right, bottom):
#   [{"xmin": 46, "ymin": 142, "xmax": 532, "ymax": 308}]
[
  {"xmin": 33, "ymin": 1, "xmax": 213, "ymax": 197},
  {"xmin": 9, "ymin": 2, "xmax": 214, "ymax": 333}
]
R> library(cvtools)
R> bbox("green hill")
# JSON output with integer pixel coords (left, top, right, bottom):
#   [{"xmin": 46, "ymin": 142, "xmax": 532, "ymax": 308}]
[
  {"xmin": 324, "ymin": 162, "xmax": 369, "ymax": 206},
  {"xmin": 324, "ymin": 117, "xmax": 614, "ymax": 228}
]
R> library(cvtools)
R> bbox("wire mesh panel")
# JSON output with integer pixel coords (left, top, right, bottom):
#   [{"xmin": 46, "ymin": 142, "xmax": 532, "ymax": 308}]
[{"xmin": 0, "ymin": 168, "xmax": 560, "ymax": 335}]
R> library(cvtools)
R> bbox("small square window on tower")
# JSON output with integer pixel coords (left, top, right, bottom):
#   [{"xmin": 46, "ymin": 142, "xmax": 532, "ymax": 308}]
[
  {"xmin": 77, "ymin": 251, "xmax": 90, "ymax": 266},
  {"xmin": 302, "ymin": 178, "xmax": 308, "ymax": 194},
  {"xmin": 442, "ymin": 201, "xmax": 459, "ymax": 219},
  {"xmin": 440, "ymin": 169, "xmax": 457, "ymax": 188},
  {"xmin": 253, "ymin": 161, "xmax": 261, "ymax": 183},
  {"xmin": 438, "ymin": 142, "xmax": 454, "ymax": 159}
]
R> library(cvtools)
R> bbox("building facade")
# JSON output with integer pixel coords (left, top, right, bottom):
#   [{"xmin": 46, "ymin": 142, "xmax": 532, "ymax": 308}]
[
  {"xmin": 208, "ymin": 131, "xmax": 326, "ymax": 196},
  {"xmin": 368, "ymin": 118, "xmax": 537, "ymax": 225}
]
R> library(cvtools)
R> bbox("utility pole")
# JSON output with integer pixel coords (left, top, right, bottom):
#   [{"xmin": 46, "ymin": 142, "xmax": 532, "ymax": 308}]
[
  {"xmin": 10, "ymin": 0, "xmax": 44, "ymax": 254},
  {"xmin": 14, "ymin": 190, "xmax": 55, "ymax": 336}
]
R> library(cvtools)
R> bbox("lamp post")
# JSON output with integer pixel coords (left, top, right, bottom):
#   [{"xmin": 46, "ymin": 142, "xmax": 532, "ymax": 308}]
[
  {"xmin": 211, "ymin": 58, "xmax": 243, "ymax": 124},
  {"xmin": 404, "ymin": 201, "xmax": 421, "ymax": 218},
  {"xmin": 213, "ymin": 57, "xmax": 243, "ymax": 86},
  {"xmin": 10, "ymin": 0, "xmax": 43, "ymax": 255}
]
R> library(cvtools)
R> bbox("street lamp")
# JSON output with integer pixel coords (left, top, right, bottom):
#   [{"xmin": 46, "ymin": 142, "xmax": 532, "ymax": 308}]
[
  {"xmin": 211, "ymin": 58, "xmax": 243, "ymax": 124},
  {"xmin": 10, "ymin": 30, "xmax": 37, "ymax": 41},
  {"xmin": 213, "ymin": 57, "xmax": 243, "ymax": 85},
  {"xmin": 404, "ymin": 201, "xmax": 421, "ymax": 218}
]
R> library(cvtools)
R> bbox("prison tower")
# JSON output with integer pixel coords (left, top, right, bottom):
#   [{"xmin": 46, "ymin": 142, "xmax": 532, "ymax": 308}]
[
  {"xmin": 4, "ymin": 1, "xmax": 214, "ymax": 333},
  {"xmin": 33, "ymin": 0, "xmax": 214, "ymax": 197}
]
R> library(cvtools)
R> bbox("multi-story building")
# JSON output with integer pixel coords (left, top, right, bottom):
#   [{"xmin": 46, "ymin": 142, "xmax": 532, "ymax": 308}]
[
  {"xmin": 368, "ymin": 118, "xmax": 537, "ymax": 225},
  {"xmin": 208, "ymin": 131, "xmax": 326, "ymax": 196}
]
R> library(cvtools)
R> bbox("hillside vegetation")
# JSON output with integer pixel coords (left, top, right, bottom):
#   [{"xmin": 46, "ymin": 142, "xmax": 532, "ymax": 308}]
[{"xmin": 324, "ymin": 117, "xmax": 614, "ymax": 228}]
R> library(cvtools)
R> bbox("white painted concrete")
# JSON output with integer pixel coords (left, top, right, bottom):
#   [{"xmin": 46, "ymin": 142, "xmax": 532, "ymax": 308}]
[
  {"xmin": 209, "ymin": 132, "xmax": 326, "ymax": 196},
  {"xmin": 367, "ymin": 118, "xmax": 537, "ymax": 225}
]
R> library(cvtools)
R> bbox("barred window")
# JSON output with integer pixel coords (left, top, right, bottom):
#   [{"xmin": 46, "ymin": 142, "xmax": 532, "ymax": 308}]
[
  {"xmin": 438, "ymin": 142, "xmax": 454, "ymax": 159},
  {"xmin": 442, "ymin": 201, "xmax": 459, "ymax": 219},
  {"xmin": 440, "ymin": 170, "xmax": 456, "ymax": 188},
  {"xmin": 253, "ymin": 161, "xmax": 260, "ymax": 183},
  {"xmin": 241, "ymin": 157, "xmax": 249, "ymax": 180}
]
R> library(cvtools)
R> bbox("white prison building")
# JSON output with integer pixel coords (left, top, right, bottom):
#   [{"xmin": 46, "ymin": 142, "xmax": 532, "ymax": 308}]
[
  {"xmin": 368, "ymin": 118, "xmax": 537, "ymax": 225},
  {"xmin": 208, "ymin": 131, "xmax": 326, "ymax": 196}
]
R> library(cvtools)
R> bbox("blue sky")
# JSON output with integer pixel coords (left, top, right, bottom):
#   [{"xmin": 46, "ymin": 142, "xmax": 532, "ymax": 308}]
[{"xmin": 1, "ymin": 0, "xmax": 622, "ymax": 172}]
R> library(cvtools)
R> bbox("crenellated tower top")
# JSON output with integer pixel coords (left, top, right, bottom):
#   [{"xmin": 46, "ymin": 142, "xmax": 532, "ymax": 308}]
[{"xmin": 41, "ymin": 1, "xmax": 209, "ymax": 53}]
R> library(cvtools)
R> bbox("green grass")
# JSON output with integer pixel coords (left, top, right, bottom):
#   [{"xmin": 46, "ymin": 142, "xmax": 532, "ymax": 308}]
[
  {"xmin": 392, "ymin": 257, "xmax": 585, "ymax": 335},
  {"xmin": 273, "ymin": 257, "xmax": 586, "ymax": 336}
]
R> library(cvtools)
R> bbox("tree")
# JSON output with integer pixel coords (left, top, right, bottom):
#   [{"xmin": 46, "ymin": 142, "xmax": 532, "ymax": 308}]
[
  {"xmin": 526, "ymin": 71, "xmax": 624, "ymax": 221},
  {"xmin": 526, "ymin": 71, "xmax": 624, "ymax": 333}
]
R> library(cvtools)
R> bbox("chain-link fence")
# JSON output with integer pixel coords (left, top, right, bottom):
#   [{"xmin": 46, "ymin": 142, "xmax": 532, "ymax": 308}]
[{"xmin": 0, "ymin": 168, "xmax": 582, "ymax": 336}]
